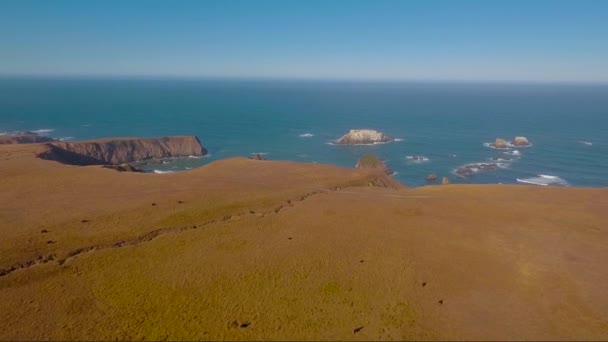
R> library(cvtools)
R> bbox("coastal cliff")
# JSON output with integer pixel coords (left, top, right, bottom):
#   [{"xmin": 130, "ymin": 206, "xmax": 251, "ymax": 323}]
[
  {"xmin": 39, "ymin": 136, "xmax": 206, "ymax": 165},
  {"xmin": 0, "ymin": 132, "xmax": 55, "ymax": 144}
]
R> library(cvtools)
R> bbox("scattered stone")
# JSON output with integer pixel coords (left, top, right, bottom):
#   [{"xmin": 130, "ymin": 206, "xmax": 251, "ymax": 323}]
[
  {"xmin": 426, "ymin": 173, "xmax": 438, "ymax": 182},
  {"xmin": 456, "ymin": 163, "xmax": 498, "ymax": 177},
  {"xmin": 360, "ymin": 260, "xmax": 365, "ymax": 263},
  {"xmin": 152, "ymin": 203, "xmax": 157, "ymax": 206},
  {"xmin": 40, "ymin": 229, "xmax": 49, "ymax": 234},
  {"xmin": 422, "ymin": 282, "xmax": 427, "ymax": 287},
  {"xmin": 102, "ymin": 163, "xmax": 145, "ymax": 173},
  {"xmin": 177, "ymin": 200, "xmax": 184, "ymax": 204},
  {"xmin": 46, "ymin": 240, "xmax": 56, "ymax": 244},
  {"xmin": 438, "ymin": 299, "xmax": 444, "ymax": 305},
  {"xmin": 240, "ymin": 321, "xmax": 251, "ymax": 328},
  {"xmin": 442, "ymin": 177, "xmax": 451, "ymax": 185},
  {"xmin": 354, "ymin": 326, "xmax": 364, "ymax": 334},
  {"xmin": 288, "ymin": 237, "xmax": 293, "ymax": 240},
  {"xmin": 81, "ymin": 219, "xmax": 89, "ymax": 223}
]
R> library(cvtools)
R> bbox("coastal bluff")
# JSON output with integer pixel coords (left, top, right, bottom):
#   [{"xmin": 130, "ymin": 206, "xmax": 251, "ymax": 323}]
[
  {"xmin": 39, "ymin": 136, "xmax": 206, "ymax": 165},
  {"xmin": 0, "ymin": 132, "xmax": 55, "ymax": 144}
]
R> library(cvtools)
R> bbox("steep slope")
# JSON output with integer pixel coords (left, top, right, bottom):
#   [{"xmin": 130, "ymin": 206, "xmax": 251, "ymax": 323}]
[{"xmin": 38, "ymin": 136, "xmax": 207, "ymax": 165}]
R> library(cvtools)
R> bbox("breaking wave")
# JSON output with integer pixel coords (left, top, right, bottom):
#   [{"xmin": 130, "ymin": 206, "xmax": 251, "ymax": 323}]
[
  {"xmin": 516, "ymin": 174, "xmax": 569, "ymax": 186},
  {"xmin": 153, "ymin": 170, "xmax": 175, "ymax": 174}
]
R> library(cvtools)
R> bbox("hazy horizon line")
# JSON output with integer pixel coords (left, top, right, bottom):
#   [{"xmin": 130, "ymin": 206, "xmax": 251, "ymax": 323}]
[{"xmin": 1, "ymin": 73, "xmax": 608, "ymax": 86}]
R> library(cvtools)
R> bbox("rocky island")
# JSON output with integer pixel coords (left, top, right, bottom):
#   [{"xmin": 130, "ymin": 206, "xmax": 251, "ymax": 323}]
[{"xmin": 336, "ymin": 129, "xmax": 394, "ymax": 145}]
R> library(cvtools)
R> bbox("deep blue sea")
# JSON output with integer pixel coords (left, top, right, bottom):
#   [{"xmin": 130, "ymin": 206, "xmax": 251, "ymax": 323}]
[{"xmin": 1, "ymin": 78, "xmax": 607, "ymax": 187}]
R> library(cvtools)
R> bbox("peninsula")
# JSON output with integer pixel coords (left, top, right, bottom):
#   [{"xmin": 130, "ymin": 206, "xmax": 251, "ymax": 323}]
[{"xmin": 0, "ymin": 137, "xmax": 606, "ymax": 341}]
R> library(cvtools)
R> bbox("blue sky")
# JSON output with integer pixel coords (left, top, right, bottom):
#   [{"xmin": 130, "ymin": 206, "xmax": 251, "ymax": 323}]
[{"xmin": 1, "ymin": 0, "xmax": 607, "ymax": 82}]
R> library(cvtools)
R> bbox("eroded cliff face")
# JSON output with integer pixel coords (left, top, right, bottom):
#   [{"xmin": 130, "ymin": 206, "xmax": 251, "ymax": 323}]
[
  {"xmin": 39, "ymin": 136, "xmax": 207, "ymax": 165},
  {"xmin": 0, "ymin": 132, "xmax": 55, "ymax": 144}
]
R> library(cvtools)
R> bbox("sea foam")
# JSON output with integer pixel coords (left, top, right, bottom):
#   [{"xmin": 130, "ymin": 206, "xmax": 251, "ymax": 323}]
[
  {"xmin": 516, "ymin": 174, "xmax": 568, "ymax": 186},
  {"xmin": 406, "ymin": 155, "xmax": 430, "ymax": 163},
  {"xmin": 31, "ymin": 129, "xmax": 54, "ymax": 134},
  {"xmin": 153, "ymin": 170, "xmax": 175, "ymax": 174}
]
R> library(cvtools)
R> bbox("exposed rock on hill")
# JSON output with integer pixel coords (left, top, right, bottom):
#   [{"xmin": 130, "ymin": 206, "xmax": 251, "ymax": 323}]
[
  {"xmin": 442, "ymin": 177, "xmax": 451, "ymax": 185},
  {"xmin": 336, "ymin": 129, "xmax": 394, "ymax": 145},
  {"xmin": 355, "ymin": 153, "xmax": 393, "ymax": 175},
  {"xmin": 249, "ymin": 154, "xmax": 267, "ymax": 160},
  {"xmin": 0, "ymin": 132, "xmax": 55, "ymax": 144},
  {"xmin": 39, "ymin": 136, "xmax": 207, "ymax": 165},
  {"xmin": 426, "ymin": 173, "xmax": 438, "ymax": 182}
]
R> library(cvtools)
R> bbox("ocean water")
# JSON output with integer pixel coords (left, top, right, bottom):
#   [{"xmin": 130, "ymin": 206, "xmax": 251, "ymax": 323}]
[{"xmin": 1, "ymin": 78, "xmax": 607, "ymax": 187}]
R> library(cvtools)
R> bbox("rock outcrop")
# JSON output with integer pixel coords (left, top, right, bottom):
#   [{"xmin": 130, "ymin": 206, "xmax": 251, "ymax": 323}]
[
  {"xmin": 336, "ymin": 129, "xmax": 394, "ymax": 145},
  {"xmin": 355, "ymin": 153, "xmax": 393, "ymax": 175},
  {"xmin": 512, "ymin": 136, "xmax": 530, "ymax": 146},
  {"xmin": 39, "ymin": 136, "xmax": 207, "ymax": 165},
  {"xmin": 456, "ymin": 163, "xmax": 498, "ymax": 177},
  {"xmin": 102, "ymin": 164, "xmax": 145, "ymax": 173},
  {"xmin": 0, "ymin": 132, "xmax": 55, "ymax": 144},
  {"xmin": 442, "ymin": 177, "xmax": 451, "ymax": 185},
  {"xmin": 249, "ymin": 154, "xmax": 267, "ymax": 160},
  {"xmin": 490, "ymin": 138, "xmax": 508, "ymax": 149},
  {"xmin": 426, "ymin": 173, "xmax": 438, "ymax": 182}
]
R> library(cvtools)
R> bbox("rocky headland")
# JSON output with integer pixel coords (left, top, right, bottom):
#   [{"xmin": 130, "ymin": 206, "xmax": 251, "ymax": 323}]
[
  {"xmin": 336, "ymin": 129, "xmax": 394, "ymax": 145},
  {"xmin": 355, "ymin": 153, "xmax": 393, "ymax": 175},
  {"xmin": 38, "ymin": 136, "xmax": 207, "ymax": 166},
  {"xmin": 0, "ymin": 132, "xmax": 55, "ymax": 144}
]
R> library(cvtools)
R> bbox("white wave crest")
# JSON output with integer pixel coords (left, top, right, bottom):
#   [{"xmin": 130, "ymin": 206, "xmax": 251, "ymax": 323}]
[
  {"xmin": 299, "ymin": 133, "xmax": 314, "ymax": 138},
  {"xmin": 503, "ymin": 150, "xmax": 521, "ymax": 156},
  {"xmin": 516, "ymin": 174, "xmax": 568, "ymax": 186},
  {"xmin": 406, "ymin": 155, "xmax": 430, "ymax": 163},
  {"xmin": 251, "ymin": 152, "xmax": 269, "ymax": 155},
  {"xmin": 394, "ymin": 138, "xmax": 404, "ymax": 142},
  {"xmin": 153, "ymin": 170, "xmax": 175, "ymax": 174},
  {"xmin": 31, "ymin": 129, "xmax": 54, "ymax": 134},
  {"xmin": 578, "ymin": 140, "xmax": 593, "ymax": 146},
  {"xmin": 57, "ymin": 136, "xmax": 74, "ymax": 141}
]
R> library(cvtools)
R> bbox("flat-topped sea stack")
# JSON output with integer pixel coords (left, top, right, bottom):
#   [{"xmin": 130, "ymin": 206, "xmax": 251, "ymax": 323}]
[
  {"xmin": 39, "ymin": 136, "xmax": 206, "ymax": 165},
  {"xmin": 490, "ymin": 138, "xmax": 509, "ymax": 149},
  {"xmin": 355, "ymin": 153, "xmax": 393, "ymax": 176},
  {"xmin": 0, "ymin": 132, "xmax": 55, "ymax": 144},
  {"xmin": 512, "ymin": 136, "xmax": 530, "ymax": 146},
  {"xmin": 336, "ymin": 129, "xmax": 394, "ymax": 145}
]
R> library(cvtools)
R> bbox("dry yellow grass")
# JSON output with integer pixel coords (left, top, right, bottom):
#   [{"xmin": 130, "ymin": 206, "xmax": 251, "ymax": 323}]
[{"xmin": 1, "ymin": 143, "xmax": 607, "ymax": 340}]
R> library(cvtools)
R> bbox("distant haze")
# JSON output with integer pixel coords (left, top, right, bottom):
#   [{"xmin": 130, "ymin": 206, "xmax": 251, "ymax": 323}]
[{"xmin": 1, "ymin": 0, "xmax": 607, "ymax": 82}]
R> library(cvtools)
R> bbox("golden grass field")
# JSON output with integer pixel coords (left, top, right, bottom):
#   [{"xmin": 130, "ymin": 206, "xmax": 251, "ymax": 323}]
[{"xmin": 1, "ymin": 143, "xmax": 607, "ymax": 340}]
